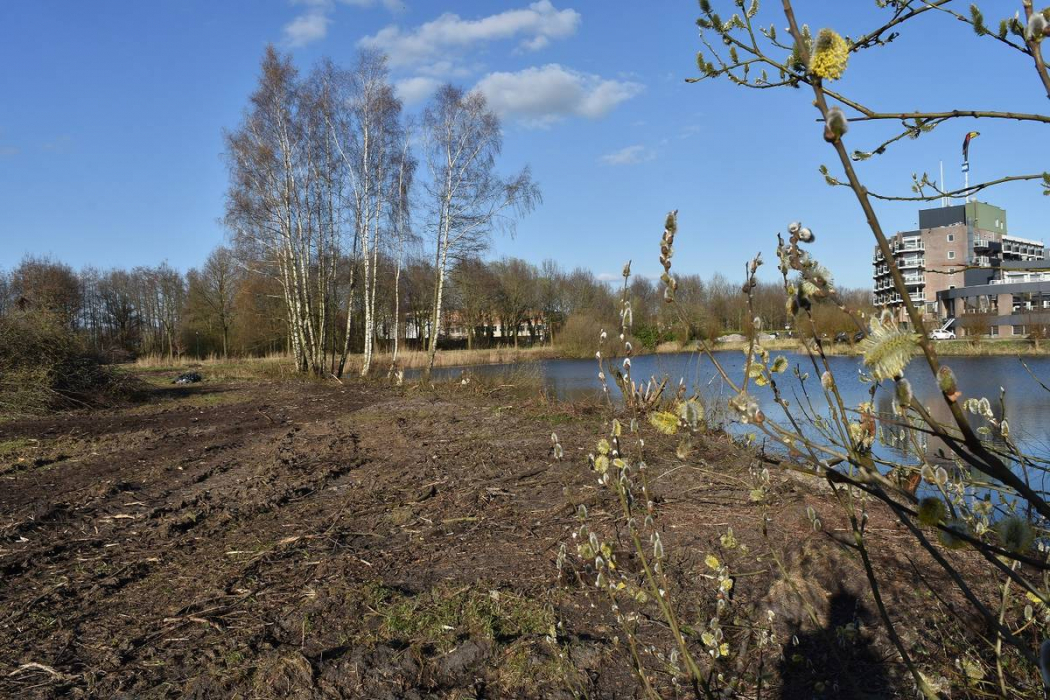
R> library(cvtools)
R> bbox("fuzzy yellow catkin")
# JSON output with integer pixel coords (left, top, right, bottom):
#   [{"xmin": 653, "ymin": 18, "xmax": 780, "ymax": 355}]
[
  {"xmin": 996, "ymin": 515, "xmax": 1035, "ymax": 552},
  {"xmin": 809, "ymin": 29, "xmax": 849, "ymax": 80},
  {"xmin": 917, "ymin": 497, "xmax": 947, "ymax": 526}
]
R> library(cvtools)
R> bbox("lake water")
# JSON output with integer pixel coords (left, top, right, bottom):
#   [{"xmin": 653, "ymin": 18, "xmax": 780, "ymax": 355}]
[{"xmin": 425, "ymin": 351, "xmax": 1050, "ymax": 486}]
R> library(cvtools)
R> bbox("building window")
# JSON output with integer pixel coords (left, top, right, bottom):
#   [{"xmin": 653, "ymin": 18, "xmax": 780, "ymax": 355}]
[
  {"xmin": 947, "ymin": 233, "xmax": 954, "ymax": 242},
  {"xmin": 990, "ymin": 326, "xmax": 999, "ymax": 337},
  {"xmin": 1013, "ymin": 325, "xmax": 1027, "ymax": 336},
  {"xmin": 947, "ymin": 251, "xmax": 956, "ymax": 260}
]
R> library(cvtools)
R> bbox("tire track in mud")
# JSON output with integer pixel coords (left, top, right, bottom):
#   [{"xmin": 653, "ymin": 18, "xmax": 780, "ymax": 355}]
[{"xmin": 0, "ymin": 382, "xmax": 381, "ymax": 698}]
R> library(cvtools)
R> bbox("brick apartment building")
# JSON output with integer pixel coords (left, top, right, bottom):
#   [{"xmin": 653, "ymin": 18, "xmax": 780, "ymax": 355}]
[{"xmin": 873, "ymin": 202, "xmax": 1049, "ymax": 336}]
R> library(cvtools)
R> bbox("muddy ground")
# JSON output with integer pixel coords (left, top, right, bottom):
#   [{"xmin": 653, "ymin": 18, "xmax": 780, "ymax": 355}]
[{"xmin": 0, "ymin": 372, "xmax": 1023, "ymax": 698}]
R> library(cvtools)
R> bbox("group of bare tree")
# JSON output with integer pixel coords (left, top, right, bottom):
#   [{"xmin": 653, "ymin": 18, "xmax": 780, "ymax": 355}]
[
  {"xmin": 223, "ymin": 47, "xmax": 538, "ymax": 377},
  {"xmin": 0, "ymin": 251, "xmax": 263, "ymax": 359}
]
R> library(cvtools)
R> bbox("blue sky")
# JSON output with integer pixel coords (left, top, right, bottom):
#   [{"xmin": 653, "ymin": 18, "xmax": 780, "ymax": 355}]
[{"xmin": 1, "ymin": 1, "xmax": 1047, "ymax": 288}]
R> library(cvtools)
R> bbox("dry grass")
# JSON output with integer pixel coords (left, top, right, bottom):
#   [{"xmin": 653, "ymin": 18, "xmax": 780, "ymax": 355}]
[
  {"xmin": 932, "ymin": 338, "xmax": 1050, "ymax": 355},
  {"xmin": 132, "ymin": 354, "xmax": 296, "ymax": 384},
  {"xmin": 654, "ymin": 341, "xmax": 689, "ymax": 353},
  {"xmin": 349, "ymin": 346, "xmax": 559, "ymax": 373},
  {"xmin": 132, "ymin": 347, "xmax": 558, "ymax": 383},
  {"xmin": 132, "ymin": 353, "xmax": 286, "ymax": 369}
]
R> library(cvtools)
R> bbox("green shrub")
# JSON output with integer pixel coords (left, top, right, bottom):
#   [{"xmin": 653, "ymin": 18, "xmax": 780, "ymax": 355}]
[{"xmin": 632, "ymin": 324, "xmax": 663, "ymax": 350}]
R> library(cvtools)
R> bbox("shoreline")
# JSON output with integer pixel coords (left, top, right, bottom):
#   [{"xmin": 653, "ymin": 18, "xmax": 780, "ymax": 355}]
[{"xmin": 129, "ymin": 337, "xmax": 1050, "ymax": 375}]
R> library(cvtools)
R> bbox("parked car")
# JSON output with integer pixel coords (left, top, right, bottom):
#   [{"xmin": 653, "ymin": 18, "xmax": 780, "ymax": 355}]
[{"xmin": 930, "ymin": 329, "xmax": 956, "ymax": 340}]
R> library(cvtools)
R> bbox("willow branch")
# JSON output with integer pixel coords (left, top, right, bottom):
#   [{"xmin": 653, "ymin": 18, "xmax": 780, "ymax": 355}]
[
  {"xmin": 1023, "ymin": 0, "xmax": 1050, "ymax": 98},
  {"xmin": 780, "ymin": 0, "xmax": 1050, "ymax": 524},
  {"xmin": 920, "ymin": 1, "xmax": 1030, "ymax": 53},
  {"xmin": 850, "ymin": 0, "xmax": 952, "ymax": 52},
  {"xmin": 843, "ymin": 107, "xmax": 1050, "ymax": 125},
  {"xmin": 862, "ymin": 173, "xmax": 1048, "ymax": 201}
]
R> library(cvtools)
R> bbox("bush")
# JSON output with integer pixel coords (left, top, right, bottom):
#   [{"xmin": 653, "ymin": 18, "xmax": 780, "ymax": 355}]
[
  {"xmin": 555, "ymin": 314, "xmax": 611, "ymax": 358},
  {"xmin": 632, "ymin": 325, "xmax": 663, "ymax": 350},
  {"xmin": 0, "ymin": 312, "xmax": 139, "ymax": 416}
]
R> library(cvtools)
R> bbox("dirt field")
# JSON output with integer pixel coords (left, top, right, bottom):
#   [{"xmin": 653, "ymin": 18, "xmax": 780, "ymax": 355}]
[{"xmin": 0, "ymin": 372, "xmax": 1015, "ymax": 698}]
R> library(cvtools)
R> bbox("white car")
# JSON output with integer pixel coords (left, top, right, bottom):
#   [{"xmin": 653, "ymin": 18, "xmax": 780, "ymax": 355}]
[{"xmin": 930, "ymin": 329, "xmax": 956, "ymax": 340}]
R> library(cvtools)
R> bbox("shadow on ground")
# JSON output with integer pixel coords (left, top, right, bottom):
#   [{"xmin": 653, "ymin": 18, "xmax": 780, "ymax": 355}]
[{"xmin": 777, "ymin": 589, "xmax": 894, "ymax": 699}]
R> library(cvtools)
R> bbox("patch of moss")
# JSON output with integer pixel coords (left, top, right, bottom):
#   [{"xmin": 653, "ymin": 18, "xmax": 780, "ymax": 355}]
[
  {"xmin": 376, "ymin": 585, "xmax": 555, "ymax": 652},
  {"xmin": 0, "ymin": 437, "xmax": 35, "ymax": 456},
  {"xmin": 495, "ymin": 637, "xmax": 584, "ymax": 694}
]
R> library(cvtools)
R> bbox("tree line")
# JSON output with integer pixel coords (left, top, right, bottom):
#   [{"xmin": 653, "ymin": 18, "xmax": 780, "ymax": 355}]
[{"xmin": 0, "ymin": 250, "xmax": 873, "ymax": 364}]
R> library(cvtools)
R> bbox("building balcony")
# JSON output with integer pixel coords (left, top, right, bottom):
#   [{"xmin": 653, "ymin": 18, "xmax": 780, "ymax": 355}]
[
  {"xmin": 895, "ymin": 241, "xmax": 925, "ymax": 252},
  {"xmin": 899, "ymin": 257, "xmax": 925, "ymax": 269}
]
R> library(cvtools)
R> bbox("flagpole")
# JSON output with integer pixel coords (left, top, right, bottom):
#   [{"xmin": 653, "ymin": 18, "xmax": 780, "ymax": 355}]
[{"xmin": 940, "ymin": 161, "xmax": 946, "ymax": 207}]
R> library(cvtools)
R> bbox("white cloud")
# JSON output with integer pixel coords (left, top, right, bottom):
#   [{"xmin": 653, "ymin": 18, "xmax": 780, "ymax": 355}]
[
  {"xmin": 283, "ymin": 10, "xmax": 331, "ymax": 47},
  {"xmin": 474, "ymin": 64, "xmax": 643, "ymax": 127},
  {"xmin": 414, "ymin": 60, "xmax": 475, "ymax": 79},
  {"xmin": 520, "ymin": 35, "xmax": 550, "ymax": 51},
  {"xmin": 599, "ymin": 145, "xmax": 654, "ymax": 166},
  {"xmin": 340, "ymin": 0, "xmax": 405, "ymax": 10},
  {"xmin": 359, "ymin": 1, "xmax": 581, "ymax": 68},
  {"xmin": 283, "ymin": 0, "xmax": 403, "ymax": 48},
  {"xmin": 395, "ymin": 76, "xmax": 441, "ymax": 105}
]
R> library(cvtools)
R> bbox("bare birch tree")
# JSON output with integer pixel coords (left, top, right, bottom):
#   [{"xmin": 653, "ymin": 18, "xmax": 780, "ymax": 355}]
[
  {"xmin": 351, "ymin": 54, "xmax": 403, "ymax": 376},
  {"xmin": 321, "ymin": 53, "xmax": 406, "ymax": 377},
  {"xmin": 225, "ymin": 46, "xmax": 341, "ymax": 375},
  {"xmin": 421, "ymin": 85, "xmax": 540, "ymax": 377},
  {"xmin": 387, "ymin": 121, "xmax": 416, "ymax": 374}
]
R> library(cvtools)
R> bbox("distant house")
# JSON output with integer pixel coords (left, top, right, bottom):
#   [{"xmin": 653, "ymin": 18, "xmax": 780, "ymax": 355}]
[{"xmin": 396, "ymin": 310, "xmax": 549, "ymax": 344}]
